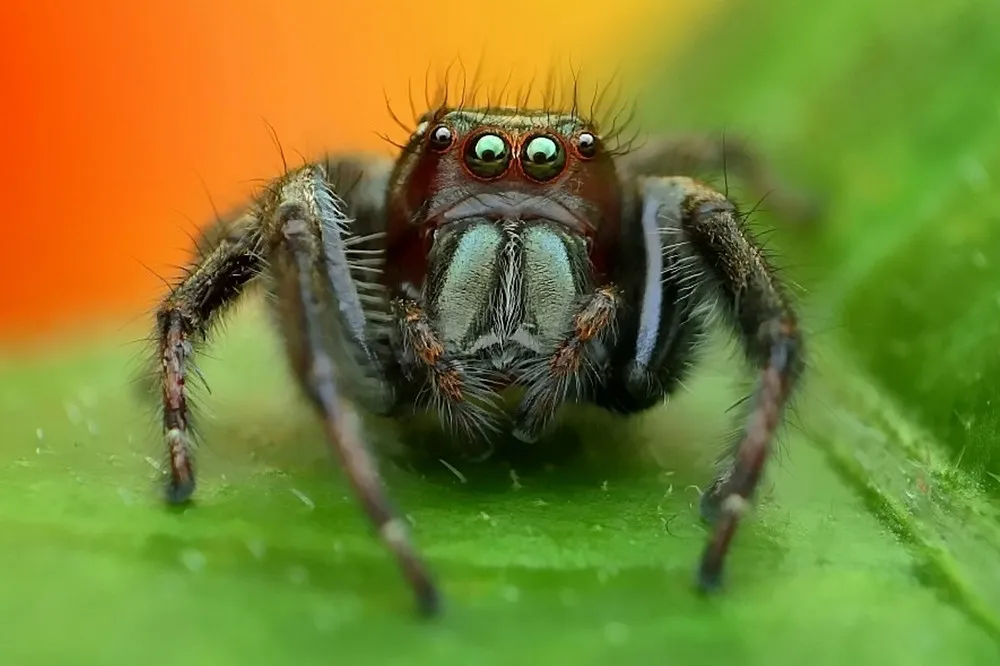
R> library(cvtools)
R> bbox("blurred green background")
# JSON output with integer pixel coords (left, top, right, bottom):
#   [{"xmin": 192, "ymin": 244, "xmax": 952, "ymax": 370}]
[{"xmin": 2, "ymin": 0, "xmax": 1000, "ymax": 664}]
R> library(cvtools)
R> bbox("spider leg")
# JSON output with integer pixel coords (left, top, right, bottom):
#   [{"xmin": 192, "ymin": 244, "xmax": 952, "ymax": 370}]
[
  {"xmin": 154, "ymin": 210, "xmax": 264, "ymax": 504},
  {"xmin": 625, "ymin": 176, "xmax": 804, "ymax": 592},
  {"xmin": 265, "ymin": 166, "xmax": 439, "ymax": 616},
  {"xmin": 619, "ymin": 134, "xmax": 821, "ymax": 226},
  {"xmin": 512, "ymin": 285, "xmax": 622, "ymax": 443}
]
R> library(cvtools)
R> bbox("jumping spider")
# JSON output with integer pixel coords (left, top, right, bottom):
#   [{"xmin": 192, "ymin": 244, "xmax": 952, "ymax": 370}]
[{"xmin": 153, "ymin": 101, "xmax": 807, "ymax": 615}]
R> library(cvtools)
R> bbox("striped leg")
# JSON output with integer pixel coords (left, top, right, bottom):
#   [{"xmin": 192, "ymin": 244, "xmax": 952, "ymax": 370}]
[
  {"xmin": 602, "ymin": 176, "xmax": 804, "ymax": 592},
  {"xmin": 154, "ymin": 211, "xmax": 264, "ymax": 504},
  {"xmin": 266, "ymin": 165, "xmax": 439, "ymax": 615}
]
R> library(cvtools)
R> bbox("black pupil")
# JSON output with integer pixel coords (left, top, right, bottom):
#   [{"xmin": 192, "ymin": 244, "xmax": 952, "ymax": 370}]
[
  {"xmin": 520, "ymin": 136, "xmax": 566, "ymax": 182},
  {"xmin": 463, "ymin": 133, "xmax": 511, "ymax": 179}
]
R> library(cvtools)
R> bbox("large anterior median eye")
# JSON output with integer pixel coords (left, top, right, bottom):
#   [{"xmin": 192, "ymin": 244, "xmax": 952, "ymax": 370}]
[
  {"xmin": 464, "ymin": 132, "xmax": 511, "ymax": 179},
  {"xmin": 520, "ymin": 134, "xmax": 566, "ymax": 182}
]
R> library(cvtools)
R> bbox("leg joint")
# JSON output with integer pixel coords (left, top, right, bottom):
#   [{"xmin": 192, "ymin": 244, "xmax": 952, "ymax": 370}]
[
  {"xmin": 279, "ymin": 210, "xmax": 312, "ymax": 239},
  {"xmin": 758, "ymin": 317, "xmax": 804, "ymax": 380},
  {"xmin": 687, "ymin": 194, "xmax": 737, "ymax": 221}
]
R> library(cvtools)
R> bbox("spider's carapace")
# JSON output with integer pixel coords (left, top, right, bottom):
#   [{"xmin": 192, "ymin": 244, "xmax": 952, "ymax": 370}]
[{"xmin": 384, "ymin": 108, "xmax": 624, "ymax": 290}]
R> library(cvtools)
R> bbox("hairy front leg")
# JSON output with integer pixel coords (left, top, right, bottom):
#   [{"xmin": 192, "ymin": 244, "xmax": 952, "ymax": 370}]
[
  {"xmin": 154, "ymin": 211, "xmax": 264, "ymax": 503},
  {"xmin": 636, "ymin": 176, "xmax": 805, "ymax": 592},
  {"xmin": 267, "ymin": 166, "xmax": 439, "ymax": 615}
]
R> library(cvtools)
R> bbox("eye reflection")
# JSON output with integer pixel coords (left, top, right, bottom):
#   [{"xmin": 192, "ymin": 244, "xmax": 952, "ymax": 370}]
[
  {"xmin": 464, "ymin": 132, "xmax": 511, "ymax": 179},
  {"xmin": 429, "ymin": 125, "xmax": 454, "ymax": 151},
  {"xmin": 576, "ymin": 132, "xmax": 597, "ymax": 158},
  {"xmin": 520, "ymin": 134, "xmax": 566, "ymax": 181}
]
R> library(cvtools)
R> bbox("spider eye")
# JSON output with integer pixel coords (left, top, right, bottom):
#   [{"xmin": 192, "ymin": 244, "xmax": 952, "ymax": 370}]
[
  {"xmin": 429, "ymin": 125, "xmax": 454, "ymax": 151},
  {"xmin": 464, "ymin": 132, "xmax": 511, "ymax": 179},
  {"xmin": 520, "ymin": 134, "xmax": 566, "ymax": 182},
  {"xmin": 576, "ymin": 132, "xmax": 598, "ymax": 159}
]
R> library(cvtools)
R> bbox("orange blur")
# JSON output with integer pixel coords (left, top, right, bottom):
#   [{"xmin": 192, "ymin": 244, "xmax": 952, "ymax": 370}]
[{"xmin": 0, "ymin": 0, "xmax": 708, "ymax": 341}]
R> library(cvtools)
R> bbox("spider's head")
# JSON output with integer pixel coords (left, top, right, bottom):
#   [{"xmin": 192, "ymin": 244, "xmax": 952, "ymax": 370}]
[{"xmin": 384, "ymin": 107, "xmax": 624, "ymax": 293}]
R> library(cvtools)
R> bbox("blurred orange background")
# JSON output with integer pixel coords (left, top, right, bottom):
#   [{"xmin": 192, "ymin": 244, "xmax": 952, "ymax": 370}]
[{"xmin": 0, "ymin": 0, "xmax": 710, "ymax": 344}]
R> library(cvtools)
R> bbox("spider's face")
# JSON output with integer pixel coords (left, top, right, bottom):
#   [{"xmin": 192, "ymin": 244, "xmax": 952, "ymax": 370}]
[{"xmin": 384, "ymin": 107, "xmax": 624, "ymax": 293}]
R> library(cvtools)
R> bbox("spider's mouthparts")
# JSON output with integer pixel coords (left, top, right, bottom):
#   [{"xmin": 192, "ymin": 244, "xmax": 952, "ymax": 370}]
[{"xmin": 441, "ymin": 192, "xmax": 584, "ymax": 230}]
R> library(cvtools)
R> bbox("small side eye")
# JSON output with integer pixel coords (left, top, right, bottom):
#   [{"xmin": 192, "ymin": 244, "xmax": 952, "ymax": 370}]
[
  {"xmin": 464, "ymin": 132, "xmax": 512, "ymax": 179},
  {"xmin": 429, "ymin": 125, "xmax": 454, "ymax": 152},
  {"xmin": 576, "ymin": 132, "xmax": 598, "ymax": 159}
]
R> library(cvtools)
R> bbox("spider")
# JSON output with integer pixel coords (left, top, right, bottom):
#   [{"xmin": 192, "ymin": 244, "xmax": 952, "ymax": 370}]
[{"xmin": 152, "ymin": 97, "xmax": 808, "ymax": 616}]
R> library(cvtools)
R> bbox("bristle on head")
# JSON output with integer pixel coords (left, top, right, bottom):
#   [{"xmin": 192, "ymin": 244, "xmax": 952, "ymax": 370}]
[{"xmin": 381, "ymin": 56, "xmax": 642, "ymax": 158}]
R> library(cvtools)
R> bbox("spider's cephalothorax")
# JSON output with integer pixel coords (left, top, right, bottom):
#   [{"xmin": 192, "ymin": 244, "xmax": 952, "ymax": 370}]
[
  {"xmin": 382, "ymin": 108, "xmax": 629, "ymax": 454},
  {"xmin": 151, "ymin": 102, "xmax": 809, "ymax": 616}
]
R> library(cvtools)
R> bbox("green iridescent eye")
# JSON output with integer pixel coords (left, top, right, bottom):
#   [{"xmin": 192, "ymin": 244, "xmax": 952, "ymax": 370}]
[
  {"xmin": 464, "ymin": 132, "xmax": 511, "ymax": 179},
  {"xmin": 520, "ymin": 134, "xmax": 566, "ymax": 181}
]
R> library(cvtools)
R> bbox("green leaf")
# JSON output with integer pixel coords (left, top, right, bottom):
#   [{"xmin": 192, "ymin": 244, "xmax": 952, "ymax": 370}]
[{"xmin": 3, "ymin": 0, "xmax": 1000, "ymax": 663}]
